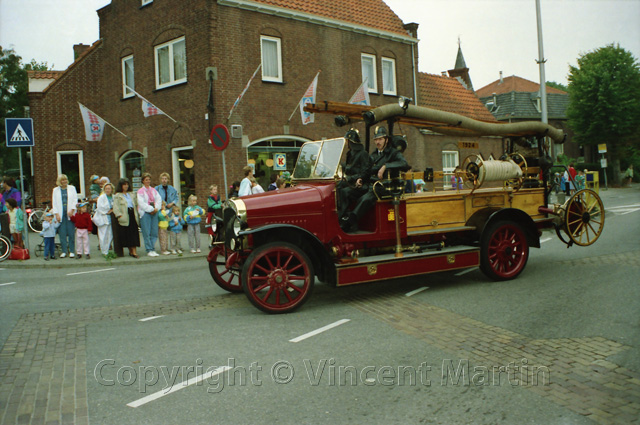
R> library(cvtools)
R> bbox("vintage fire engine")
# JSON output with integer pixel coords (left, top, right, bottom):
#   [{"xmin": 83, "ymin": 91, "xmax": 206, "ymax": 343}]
[{"xmin": 207, "ymin": 101, "xmax": 604, "ymax": 314}]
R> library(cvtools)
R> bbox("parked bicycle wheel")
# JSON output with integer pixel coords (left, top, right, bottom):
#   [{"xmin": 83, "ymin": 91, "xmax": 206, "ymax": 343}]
[
  {"xmin": 28, "ymin": 209, "xmax": 45, "ymax": 233},
  {"xmin": 0, "ymin": 235, "xmax": 12, "ymax": 262}
]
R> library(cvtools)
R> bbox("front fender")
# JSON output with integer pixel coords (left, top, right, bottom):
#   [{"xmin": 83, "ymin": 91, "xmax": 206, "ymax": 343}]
[{"xmin": 468, "ymin": 208, "xmax": 540, "ymax": 249}]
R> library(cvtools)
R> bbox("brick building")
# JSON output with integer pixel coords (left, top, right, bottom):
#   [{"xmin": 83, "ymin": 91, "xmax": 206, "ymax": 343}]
[
  {"xmin": 28, "ymin": 0, "xmax": 422, "ymax": 204},
  {"xmin": 28, "ymin": 0, "xmax": 503, "ymax": 206}
]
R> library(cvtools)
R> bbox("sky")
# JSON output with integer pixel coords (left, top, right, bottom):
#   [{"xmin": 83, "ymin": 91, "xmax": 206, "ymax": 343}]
[{"xmin": 1, "ymin": 0, "xmax": 639, "ymax": 91}]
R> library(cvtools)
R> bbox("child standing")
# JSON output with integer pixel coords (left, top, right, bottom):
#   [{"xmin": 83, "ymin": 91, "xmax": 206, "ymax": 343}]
[
  {"xmin": 183, "ymin": 195, "xmax": 205, "ymax": 253},
  {"xmin": 5, "ymin": 198, "xmax": 24, "ymax": 248},
  {"xmin": 70, "ymin": 202, "xmax": 93, "ymax": 259},
  {"xmin": 158, "ymin": 201, "xmax": 170, "ymax": 255},
  {"xmin": 206, "ymin": 185, "xmax": 222, "ymax": 248},
  {"xmin": 40, "ymin": 212, "xmax": 60, "ymax": 260},
  {"xmin": 167, "ymin": 205, "xmax": 185, "ymax": 254}
]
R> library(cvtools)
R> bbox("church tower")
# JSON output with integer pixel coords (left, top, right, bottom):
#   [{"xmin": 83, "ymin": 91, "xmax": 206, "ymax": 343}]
[{"xmin": 447, "ymin": 39, "xmax": 474, "ymax": 91}]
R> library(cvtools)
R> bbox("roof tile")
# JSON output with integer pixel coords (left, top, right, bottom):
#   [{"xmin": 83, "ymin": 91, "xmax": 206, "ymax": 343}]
[
  {"xmin": 475, "ymin": 75, "xmax": 566, "ymax": 98},
  {"xmin": 418, "ymin": 72, "xmax": 497, "ymax": 122},
  {"xmin": 251, "ymin": 0, "xmax": 409, "ymax": 35}
]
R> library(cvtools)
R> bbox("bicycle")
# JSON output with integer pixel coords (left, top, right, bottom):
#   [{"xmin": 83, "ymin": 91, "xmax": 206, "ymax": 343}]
[
  {"xmin": 0, "ymin": 234, "xmax": 12, "ymax": 262},
  {"xmin": 27, "ymin": 201, "xmax": 51, "ymax": 233},
  {"xmin": 33, "ymin": 236, "xmax": 62, "ymax": 258}
]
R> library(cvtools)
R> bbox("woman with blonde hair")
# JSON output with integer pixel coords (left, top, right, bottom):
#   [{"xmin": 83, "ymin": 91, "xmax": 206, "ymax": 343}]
[{"xmin": 51, "ymin": 174, "xmax": 78, "ymax": 258}]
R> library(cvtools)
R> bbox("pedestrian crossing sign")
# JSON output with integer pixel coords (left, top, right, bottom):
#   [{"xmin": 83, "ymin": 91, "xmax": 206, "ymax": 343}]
[{"xmin": 5, "ymin": 118, "xmax": 34, "ymax": 147}]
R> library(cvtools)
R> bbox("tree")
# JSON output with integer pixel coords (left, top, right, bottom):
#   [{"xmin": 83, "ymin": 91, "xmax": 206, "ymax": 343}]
[
  {"xmin": 0, "ymin": 46, "xmax": 49, "ymax": 181},
  {"xmin": 566, "ymin": 44, "xmax": 640, "ymax": 185}
]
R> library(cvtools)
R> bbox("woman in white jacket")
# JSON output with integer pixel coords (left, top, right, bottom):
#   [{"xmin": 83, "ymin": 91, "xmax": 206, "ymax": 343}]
[
  {"xmin": 51, "ymin": 174, "xmax": 78, "ymax": 258},
  {"xmin": 95, "ymin": 183, "xmax": 115, "ymax": 256}
]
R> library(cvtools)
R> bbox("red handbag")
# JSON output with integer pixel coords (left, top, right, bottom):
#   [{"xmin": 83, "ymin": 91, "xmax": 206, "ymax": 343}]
[{"xmin": 9, "ymin": 247, "xmax": 30, "ymax": 260}]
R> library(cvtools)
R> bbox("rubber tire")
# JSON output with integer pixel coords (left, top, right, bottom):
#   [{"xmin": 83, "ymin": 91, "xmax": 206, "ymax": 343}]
[
  {"xmin": 0, "ymin": 235, "xmax": 12, "ymax": 262},
  {"xmin": 480, "ymin": 220, "xmax": 529, "ymax": 281},
  {"xmin": 28, "ymin": 209, "xmax": 45, "ymax": 233},
  {"xmin": 241, "ymin": 242, "xmax": 314, "ymax": 314},
  {"xmin": 208, "ymin": 245, "xmax": 243, "ymax": 293}
]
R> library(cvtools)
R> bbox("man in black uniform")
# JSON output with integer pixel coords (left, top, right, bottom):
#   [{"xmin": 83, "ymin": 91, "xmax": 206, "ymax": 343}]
[
  {"xmin": 337, "ymin": 129, "xmax": 371, "ymax": 227},
  {"xmin": 341, "ymin": 126, "xmax": 410, "ymax": 232}
]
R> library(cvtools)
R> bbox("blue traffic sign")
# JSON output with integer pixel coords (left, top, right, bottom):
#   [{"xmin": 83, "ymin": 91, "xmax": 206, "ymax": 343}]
[{"xmin": 5, "ymin": 118, "xmax": 34, "ymax": 147}]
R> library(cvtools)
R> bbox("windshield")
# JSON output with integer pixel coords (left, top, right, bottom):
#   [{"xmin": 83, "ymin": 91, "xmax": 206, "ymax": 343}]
[{"xmin": 292, "ymin": 138, "xmax": 346, "ymax": 180}]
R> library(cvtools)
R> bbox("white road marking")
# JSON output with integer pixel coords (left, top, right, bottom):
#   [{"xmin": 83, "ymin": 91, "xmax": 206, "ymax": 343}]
[
  {"xmin": 139, "ymin": 315, "xmax": 165, "ymax": 322},
  {"xmin": 608, "ymin": 205, "xmax": 640, "ymax": 216},
  {"xmin": 127, "ymin": 366, "xmax": 232, "ymax": 408},
  {"xmin": 0, "ymin": 282, "xmax": 17, "ymax": 287},
  {"xmin": 454, "ymin": 267, "xmax": 477, "ymax": 277},
  {"xmin": 66, "ymin": 268, "xmax": 116, "ymax": 276},
  {"xmin": 540, "ymin": 237, "xmax": 553, "ymax": 243},
  {"xmin": 289, "ymin": 319, "xmax": 350, "ymax": 343},
  {"xmin": 405, "ymin": 286, "xmax": 429, "ymax": 297}
]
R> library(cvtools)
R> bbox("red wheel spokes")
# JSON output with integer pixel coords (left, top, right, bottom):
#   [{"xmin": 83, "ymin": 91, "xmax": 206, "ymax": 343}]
[{"xmin": 488, "ymin": 226, "xmax": 525, "ymax": 276}]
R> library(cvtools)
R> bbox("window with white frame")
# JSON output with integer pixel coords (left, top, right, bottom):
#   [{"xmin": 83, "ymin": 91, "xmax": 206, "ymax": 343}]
[
  {"xmin": 361, "ymin": 53, "xmax": 377, "ymax": 93},
  {"xmin": 381, "ymin": 57, "xmax": 397, "ymax": 95},
  {"xmin": 442, "ymin": 150, "xmax": 459, "ymax": 190},
  {"xmin": 261, "ymin": 36, "xmax": 282, "ymax": 83},
  {"xmin": 154, "ymin": 36, "xmax": 186, "ymax": 89},
  {"xmin": 56, "ymin": 150, "xmax": 86, "ymax": 198},
  {"xmin": 122, "ymin": 55, "xmax": 134, "ymax": 98}
]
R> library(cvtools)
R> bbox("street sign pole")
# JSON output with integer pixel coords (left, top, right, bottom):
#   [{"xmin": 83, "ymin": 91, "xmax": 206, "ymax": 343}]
[{"xmin": 18, "ymin": 148, "xmax": 28, "ymax": 249}]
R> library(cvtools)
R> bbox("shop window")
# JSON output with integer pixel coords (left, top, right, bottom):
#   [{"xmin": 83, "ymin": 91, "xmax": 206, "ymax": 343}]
[
  {"xmin": 261, "ymin": 36, "xmax": 282, "ymax": 83},
  {"xmin": 56, "ymin": 150, "xmax": 85, "ymax": 198},
  {"xmin": 155, "ymin": 36, "xmax": 186, "ymax": 89},
  {"xmin": 172, "ymin": 147, "xmax": 195, "ymax": 209}
]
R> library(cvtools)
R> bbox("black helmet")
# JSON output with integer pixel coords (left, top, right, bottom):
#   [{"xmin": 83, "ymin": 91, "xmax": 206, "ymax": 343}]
[
  {"xmin": 373, "ymin": 126, "xmax": 388, "ymax": 139},
  {"xmin": 345, "ymin": 128, "xmax": 361, "ymax": 144}
]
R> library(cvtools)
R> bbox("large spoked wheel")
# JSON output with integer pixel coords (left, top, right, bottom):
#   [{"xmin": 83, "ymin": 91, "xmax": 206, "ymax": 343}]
[
  {"xmin": 0, "ymin": 235, "xmax": 12, "ymax": 262},
  {"xmin": 564, "ymin": 189, "xmax": 605, "ymax": 246},
  {"xmin": 480, "ymin": 220, "xmax": 529, "ymax": 281},
  {"xmin": 28, "ymin": 209, "xmax": 45, "ymax": 233},
  {"xmin": 208, "ymin": 245, "xmax": 242, "ymax": 293},
  {"xmin": 241, "ymin": 242, "xmax": 314, "ymax": 314}
]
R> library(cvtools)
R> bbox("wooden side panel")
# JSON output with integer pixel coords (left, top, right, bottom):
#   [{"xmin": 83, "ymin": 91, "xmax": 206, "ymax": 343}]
[
  {"xmin": 337, "ymin": 250, "xmax": 480, "ymax": 286},
  {"xmin": 406, "ymin": 195, "xmax": 466, "ymax": 231},
  {"xmin": 510, "ymin": 188, "xmax": 546, "ymax": 218}
]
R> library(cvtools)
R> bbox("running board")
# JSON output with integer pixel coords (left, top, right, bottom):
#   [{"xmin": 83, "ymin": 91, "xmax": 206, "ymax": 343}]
[{"xmin": 335, "ymin": 245, "xmax": 479, "ymax": 286}]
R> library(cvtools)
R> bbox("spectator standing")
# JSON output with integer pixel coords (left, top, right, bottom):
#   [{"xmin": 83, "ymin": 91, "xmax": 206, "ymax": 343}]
[
  {"xmin": 40, "ymin": 212, "xmax": 60, "ymax": 260},
  {"xmin": 5, "ymin": 198, "xmax": 24, "ymax": 248},
  {"xmin": 206, "ymin": 185, "xmax": 222, "ymax": 247},
  {"xmin": 70, "ymin": 202, "xmax": 93, "ymax": 259},
  {"xmin": 112, "ymin": 178, "xmax": 140, "ymax": 258},
  {"xmin": 250, "ymin": 177, "xmax": 265, "ymax": 194},
  {"xmin": 622, "ymin": 164, "xmax": 634, "ymax": 187},
  {"xmin": 95, "ymin": 183, "xmax": 115, "ymax": 256},
  {"xmin": 267, "ymin": 174, "xmax": 278, "ymax": 191},
  {"xmin": 51, "ymin": 174, "xmax": 78, "ymax": 258},
  {"xmin": 155, "ymin": 172, "xmax": 178, "ymax": 210},
  {"xmin": 137, "ymin": 173, "xmax": 162, "ymax": 257},
  {"xmin": 238, "ymin": 166, "xmax": 253, "ymax": 196},
  {"xmin": 167, "ymin": 205, "xmax": 185, "ymax": 254},
  {"xmin": 183, "ymin": 194, "xmax": 204, "ymax": 253},
  {"xmin": 2, "ymin": 177, "xmax": 22, "ymax": 206},
  {"xmin": 158, "ymin": 201, "xmax": 171, "ymax": 255},
  {"xmin": 229, "ymin": 181, "xmax": 240, "ymax": 198}
]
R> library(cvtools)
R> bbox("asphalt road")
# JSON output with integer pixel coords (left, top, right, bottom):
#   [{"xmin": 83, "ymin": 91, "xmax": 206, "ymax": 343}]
[{"xmin": 1, "ymin": 186, "xmax": 638, "ymax": 424}]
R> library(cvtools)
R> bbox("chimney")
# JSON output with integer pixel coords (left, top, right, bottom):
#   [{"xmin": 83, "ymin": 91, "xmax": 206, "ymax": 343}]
[
  {"xmin": 73, "ymin": 43, "xmax": 90, "ymax": 60},
  {"xmin": 403, "ymin": 22, "xmax": 419, "ymax": 39},
  {"xmin": 499, "ymin": 71, "xmax": 503, "ymax": 84}
]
